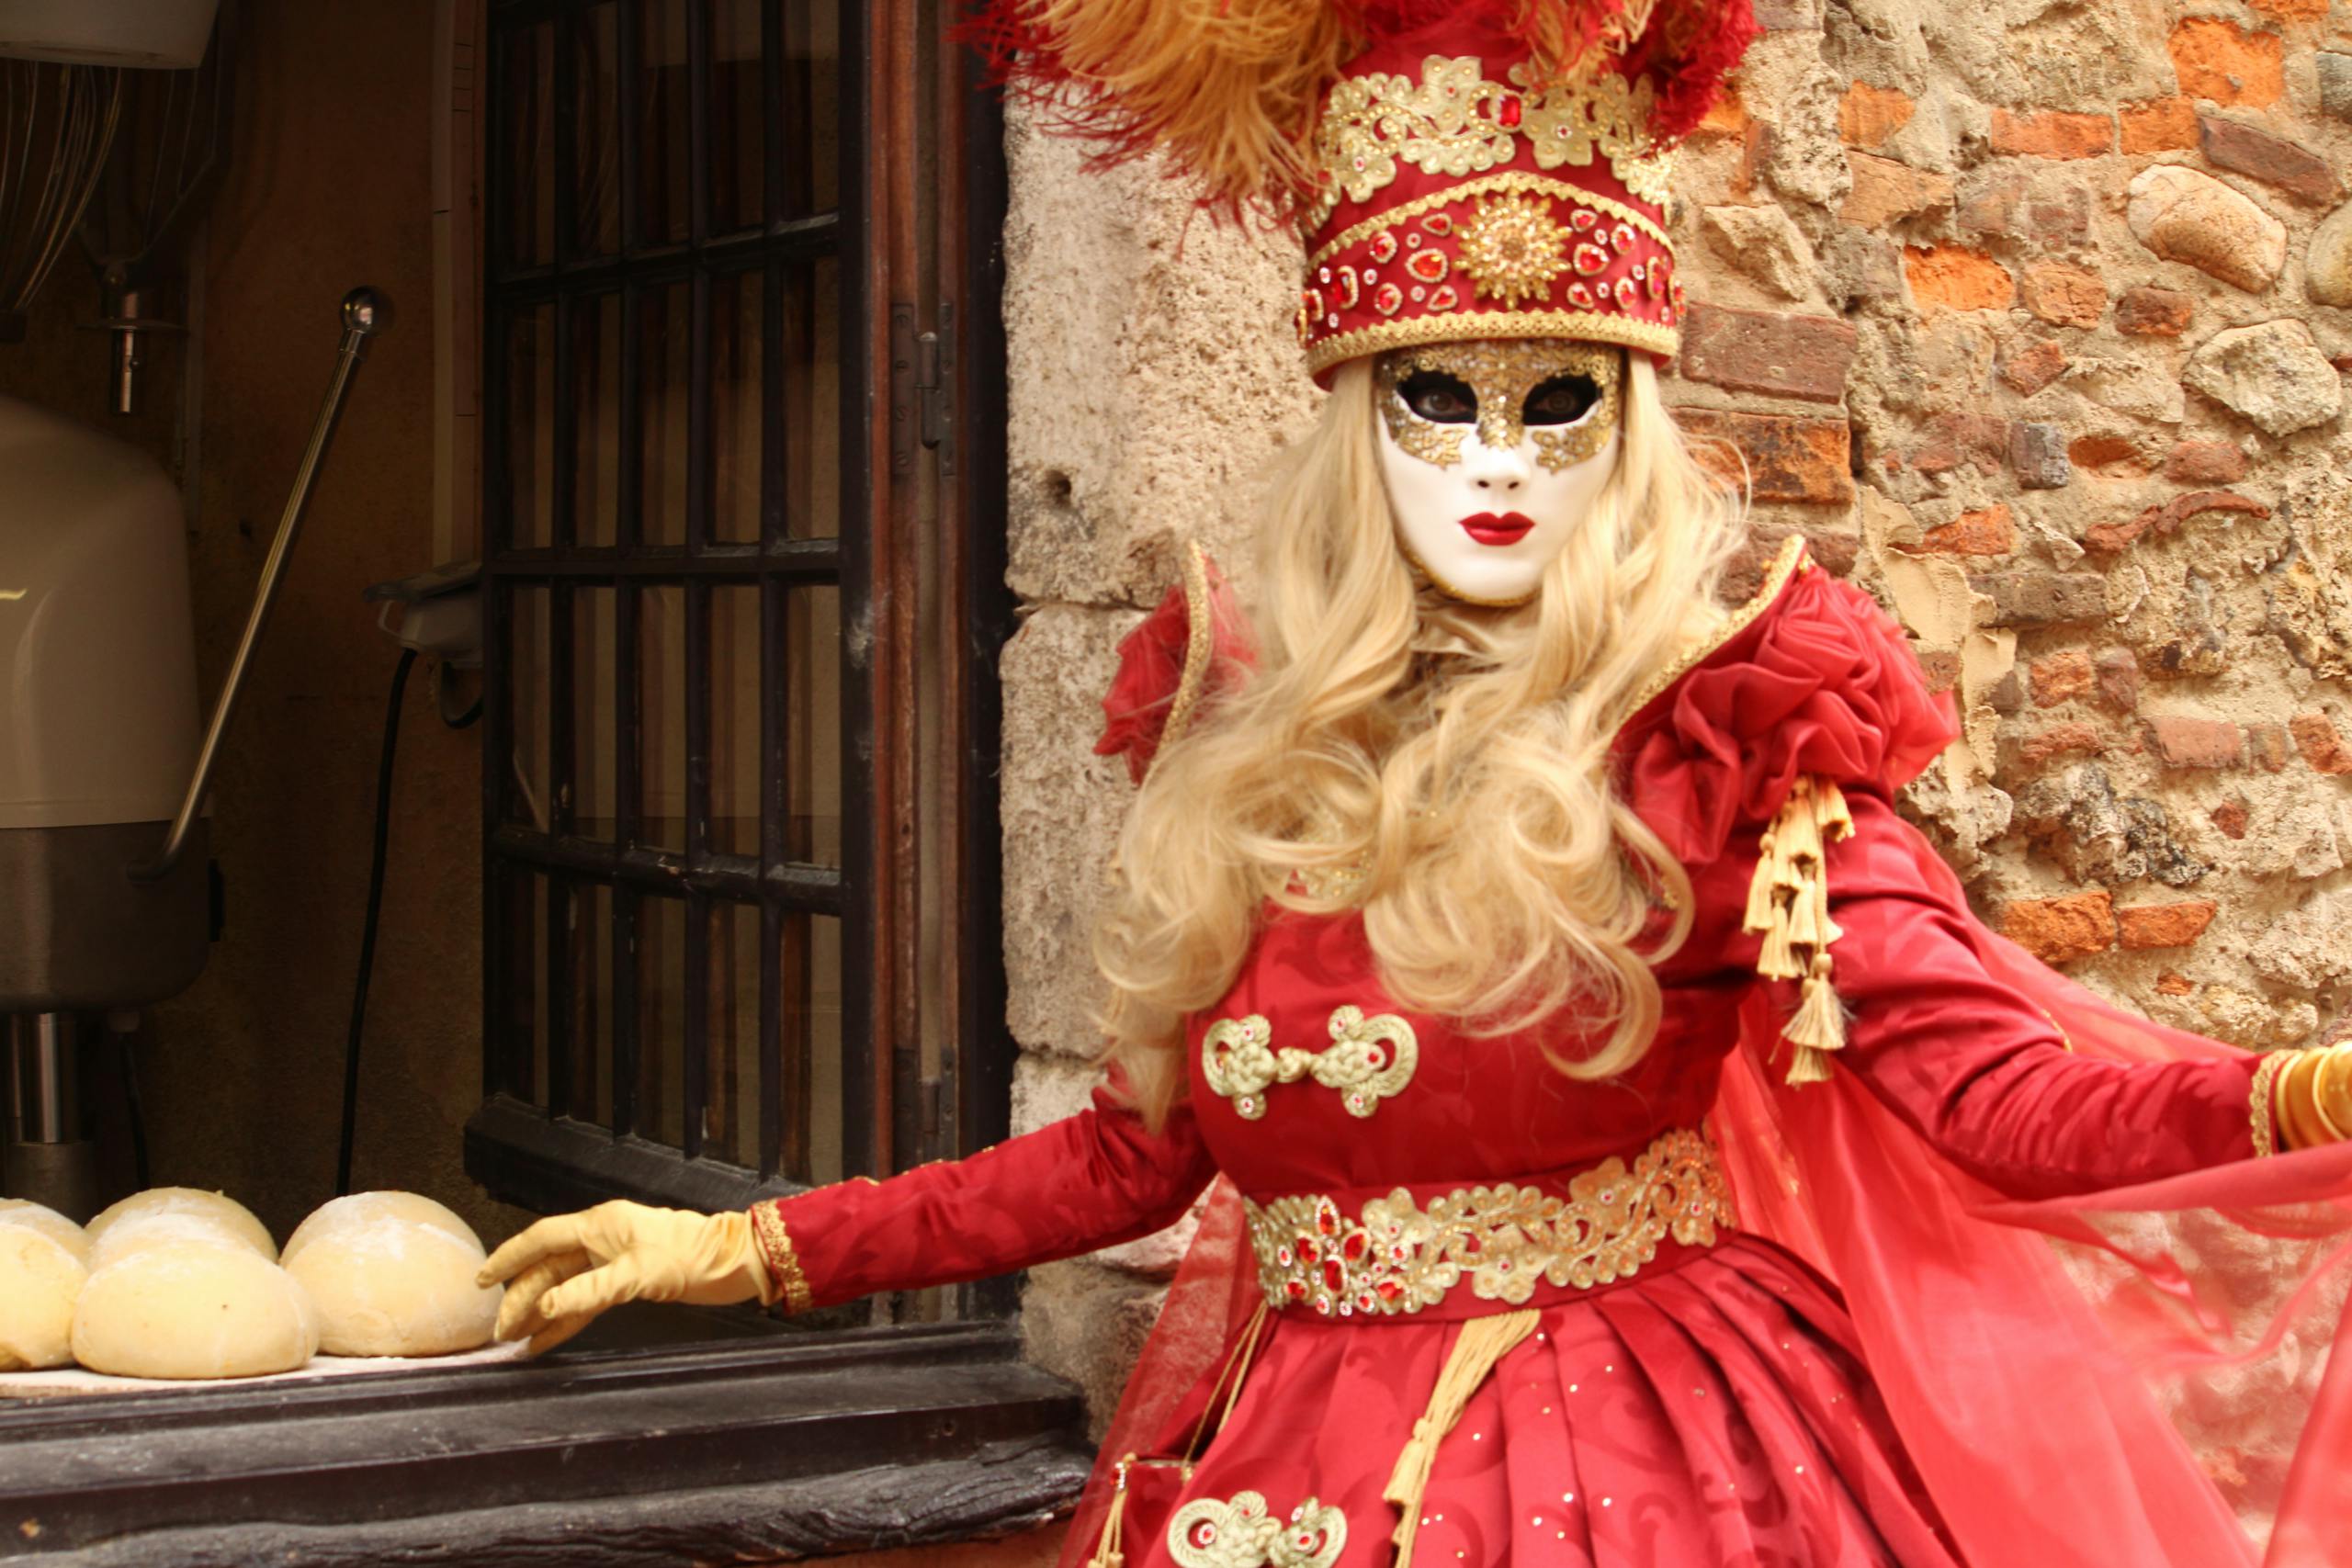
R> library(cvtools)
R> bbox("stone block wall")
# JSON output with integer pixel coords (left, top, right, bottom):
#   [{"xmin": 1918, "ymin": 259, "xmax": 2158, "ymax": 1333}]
[{"xmin": 996, "ymin": 2, "xmax": 2352, "ymax": 1423}]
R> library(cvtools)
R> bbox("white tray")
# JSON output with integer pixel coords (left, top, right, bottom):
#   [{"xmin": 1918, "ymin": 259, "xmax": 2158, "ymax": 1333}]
[{"xmin": 0, "ymin": 1337, "xmax": 531, "ymax": 1398}]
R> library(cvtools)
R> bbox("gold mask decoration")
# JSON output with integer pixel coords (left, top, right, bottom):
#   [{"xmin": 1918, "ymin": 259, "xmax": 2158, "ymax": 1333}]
[{"xmin": 1374, "ymin": 340, "xmax": 1623, "ymax": 473}]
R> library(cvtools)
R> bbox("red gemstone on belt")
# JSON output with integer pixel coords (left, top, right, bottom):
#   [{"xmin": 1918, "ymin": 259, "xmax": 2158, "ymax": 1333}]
[{"xmin": 1498, "ymin": 96, "xmax": 1523, "ymax": 129}]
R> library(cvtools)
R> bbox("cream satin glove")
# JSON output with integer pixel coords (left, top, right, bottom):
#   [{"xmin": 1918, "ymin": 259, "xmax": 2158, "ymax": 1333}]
[{"xmin": 476, "ymin": 1200, "xmax": 778, "ymax": 1357}]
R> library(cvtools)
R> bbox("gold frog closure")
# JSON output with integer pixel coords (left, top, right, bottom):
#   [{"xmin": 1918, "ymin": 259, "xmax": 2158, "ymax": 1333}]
[
  {"xmin": 1169, "ymin": 1491, "xmax": 1348, "ymax": 1568},
  {"xmin": 1201, "ymin": 1006, "xmax": 1419, "ymax": 1121}
]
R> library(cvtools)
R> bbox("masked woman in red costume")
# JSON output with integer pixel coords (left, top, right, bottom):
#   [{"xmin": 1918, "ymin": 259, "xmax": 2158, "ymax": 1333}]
[{"xmin": 480, "ymin": 6, "xmax": 2352, "ymax": 1564}]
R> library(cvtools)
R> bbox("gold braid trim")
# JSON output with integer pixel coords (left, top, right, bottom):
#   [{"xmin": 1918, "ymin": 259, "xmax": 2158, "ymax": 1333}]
[
  {"xmin": 1306, "ymin": 308, "xmax": 1678, "ymax": 378},
  {"xmin": 1743, "ymin": 774, "xmax": 1857, "ymax": 1087},
  {"xmin": 2253, "ymin": 1050, "xmax": 2292, "ymax": 1158},
  {"xmin": 1382, "ymin": 1308, "xmax": 1541, "ymax": 1568},
  {"xmin": 1614, "ymin": 535, "xmax": 1809, "ymax": 737},
  {"xmin": 1156, "ymin": 537, "xmax": 1218, "ymax": 762},
  {"xmin": 749, "ymin": 1201, "xmax": 813, "ymax": 1314}
]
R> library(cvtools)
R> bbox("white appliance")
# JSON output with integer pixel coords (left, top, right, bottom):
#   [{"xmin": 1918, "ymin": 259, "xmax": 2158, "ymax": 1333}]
[{"xmin": 0, "ymin": 0, "xmax": 222, "ymax": 67}]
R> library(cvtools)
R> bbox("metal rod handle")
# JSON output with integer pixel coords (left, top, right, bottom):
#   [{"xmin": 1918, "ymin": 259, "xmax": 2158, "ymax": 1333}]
[
  {"xmin": 10, "ymin": 1015, "xmax": 79, "ymax": 1145},
  {"xmin": 131, "ymin": 287, "xmax": 390, "ymax": 882}
]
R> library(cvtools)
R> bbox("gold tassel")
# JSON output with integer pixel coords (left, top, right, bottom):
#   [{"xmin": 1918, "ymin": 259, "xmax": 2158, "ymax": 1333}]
[
  {"xmin": 1087, "ymin": 1455, "xmax": 1136, "ymax": 1568},
  {"xmin": 1784, "ymin": 866, "xmax": 1824, "ymax": 948},
  {"xmin": 1742, "ymin": 841, "xmax": 1782, "ymax": 931},
  {"xmin": 1740, "ymin": 778, "xmax": 1856, "ymax": 1088},
  {"xmin": 1813, "ymin": 777, "xmax": 1856, "ymax": 840},
  {"xmin": 1785, "ymin": 956, "xmax": 1848, "ymax": 1052},
  {"xmin": 1384, "ymin": 1309, "xmax": 1541, "ymax": 1568}
]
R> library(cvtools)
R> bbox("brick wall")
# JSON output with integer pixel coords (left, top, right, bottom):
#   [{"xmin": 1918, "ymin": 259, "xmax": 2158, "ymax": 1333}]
[{"xmin": 1664, "ymin": 2, "xmax": 2352, "ymax": 1049}]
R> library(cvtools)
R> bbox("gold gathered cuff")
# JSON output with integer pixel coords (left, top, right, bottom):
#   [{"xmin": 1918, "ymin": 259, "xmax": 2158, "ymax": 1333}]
[
  {"xmin": 750, "ymin": 1201, "xmax": 814, "ymax": 1314},
  {"xmin": 2252, "ymin": 1051, "xmax": 2291, "ymax": 1158}
]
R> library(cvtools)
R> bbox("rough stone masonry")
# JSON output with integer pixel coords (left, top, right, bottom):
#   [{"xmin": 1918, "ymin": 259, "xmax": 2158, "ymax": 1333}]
[{"xmin": 992, "ymin": 4, "xmax": 2352, "ymax": 1433}]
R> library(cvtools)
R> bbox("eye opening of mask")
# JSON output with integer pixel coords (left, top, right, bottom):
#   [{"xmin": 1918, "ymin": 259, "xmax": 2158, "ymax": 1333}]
[
  {"xmin": 1523, "ymin": 373, "xmax": 1601, "ymax": 427},
  {"xmin": 1396, "ymin": 370, "xmax": 1476, "ymax": 424}
]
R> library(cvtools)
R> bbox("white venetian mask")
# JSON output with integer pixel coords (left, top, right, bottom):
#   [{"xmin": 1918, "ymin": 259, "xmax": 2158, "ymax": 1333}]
[{"xmin": 1373, "ymin": 340, "xmax": 1624, "ymax": 607}]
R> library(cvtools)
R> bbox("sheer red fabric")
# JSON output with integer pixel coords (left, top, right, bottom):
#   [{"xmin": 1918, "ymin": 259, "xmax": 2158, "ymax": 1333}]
[{"xmin": 1056, "ymin": 554, "xmax": 2352, "ymax": 1566}]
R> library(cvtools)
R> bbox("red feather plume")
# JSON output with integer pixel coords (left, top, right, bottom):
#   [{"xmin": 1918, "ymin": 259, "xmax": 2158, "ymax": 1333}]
[{"xmin": 961, "ymin": 0, "xmax": 1756, "ymax": 224}]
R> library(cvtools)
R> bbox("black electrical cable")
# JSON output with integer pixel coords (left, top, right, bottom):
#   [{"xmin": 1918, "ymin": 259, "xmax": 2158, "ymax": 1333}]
[
  {"xmin": 119, "ymin": 1024, "xmax": 150, "ymax": 1190},
  {"xmin": 336, "ymin": 647, "xmax": 417, "ymax": 1198},
  {"xmin": 437, "ymin": 662, "xmax": 482, "ymax": 728}
]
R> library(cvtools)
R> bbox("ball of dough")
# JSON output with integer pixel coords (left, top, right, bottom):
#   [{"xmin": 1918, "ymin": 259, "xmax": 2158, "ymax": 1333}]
[
  {"xmin": 0, "ymin": 1199, "xmax": 90, "ymax": 1267},
  {"xmin": 0, "ymin": 1225, "xmax": 87, "ymax": 1370},
  {"xmin": 73, "ymin": 1241, "xmax": 319, "ymax": 1379},
  {"xmin": 282, "ymin": 1197, "xmax": 499, "ymax": 1358},
  {"xmin": 283, "ymin": 1191, "xmax": 480, "ymax": 1269},
  {"xmin": 86, "ymin": 1189, "xmax": 275, "ymax": 1263}
]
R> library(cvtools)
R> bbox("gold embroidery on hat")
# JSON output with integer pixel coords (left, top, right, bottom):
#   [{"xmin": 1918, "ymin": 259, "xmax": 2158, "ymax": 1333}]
[
  {"xmin": 1309, "ymin": 55, "xmax": 1677, "ymax": 231},
  {"xmin": 1311, "ymin": 171, "xmax": 1671, "ymax": 272},
  {"xmin": 1510, "ymin": 62, "xmax": 1678, "ymax": 207}
]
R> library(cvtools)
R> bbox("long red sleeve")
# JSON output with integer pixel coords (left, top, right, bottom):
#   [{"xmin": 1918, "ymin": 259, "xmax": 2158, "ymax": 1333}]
[
  {"xmin": 747, "ymin": 1080, "xmax": 1216, "ymax": 1313},
  {"xmin": 1814, "ymin": 789, "xmax": 2260, "ymax": 1200}
]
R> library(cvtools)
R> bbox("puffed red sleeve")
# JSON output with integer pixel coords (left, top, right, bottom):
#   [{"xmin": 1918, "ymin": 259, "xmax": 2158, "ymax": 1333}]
[
  {"xmin": 1623, "ymin": 542, "xmax": 2261, "ymax": 1202},
  {"xmin": 1816, "ymin": 791, "xmax": 2259, "ymax": 1199},
  {"xmin": 746, "ymin": 1079, "xmax": 1216, "ymax": 1313}
]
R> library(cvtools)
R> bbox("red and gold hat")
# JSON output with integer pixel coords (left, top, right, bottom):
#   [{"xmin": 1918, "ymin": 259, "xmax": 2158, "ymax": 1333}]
[{"xmin": 970, "ymin": 1, "xmax": 1758, "ymax": 383}]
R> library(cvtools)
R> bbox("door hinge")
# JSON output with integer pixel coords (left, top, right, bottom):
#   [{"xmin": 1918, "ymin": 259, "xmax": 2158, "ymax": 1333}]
[
  {"xmin": 888, "ymin": 301, "xmax": 956, "ymax": 480},
  {"xmin": 918, "ymin": 1052, "xmax": 958, "ymax": 1163},
  {"xmin": 920, "ymin": 301, "xmax": 956, "ymax": 477}
]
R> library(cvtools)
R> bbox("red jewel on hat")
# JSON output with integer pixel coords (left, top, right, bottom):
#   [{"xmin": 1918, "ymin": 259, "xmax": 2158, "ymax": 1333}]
[
  {"xmin": 1374, "ymin": 280, "xmax": 1404, "ymax": 316},
  {"xmin": 1420, "ymin": 212, "xmax": 1453, "ymax": 237},
  {"xmin": 1570, "ymin": 209, "xmax": 1599, "ymax": 231},
  {"xmin": 1429, "ymin": 284, "xmax": 1458, "ymax": 311},
  {"xmin": 1572, "ymin": 243, "xmax": 1610, "ymax": 276},
  {"xmin": 1369, "ymin": 230, "xmax": 1399, "ymax": 265},
  {"xmin": 1407, "ymin": 249, "xmax": 1448, "ymax": 284},
  {"xmin": 1566, "ymin": 281, "xmax": 1598, "ymax": 310},
  {"xmin": 1498, "ymin": 95, "xmax": 1523, "ymax": 130},
  {"xmin": 1613, "ymin": 277, "xmax": 1638, "ymax": 310}
]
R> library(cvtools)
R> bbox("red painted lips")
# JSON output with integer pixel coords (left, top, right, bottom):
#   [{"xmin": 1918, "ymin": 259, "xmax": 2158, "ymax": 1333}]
[{"xmin": 1458, "ymin": 511, "xmax": 1536, "ymax": 547}]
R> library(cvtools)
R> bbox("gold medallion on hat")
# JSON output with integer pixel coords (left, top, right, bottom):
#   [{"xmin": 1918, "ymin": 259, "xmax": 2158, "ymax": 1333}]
[{"xmin": 1454, "ymin": 193, "xmax": 1571, "ymax": 309}]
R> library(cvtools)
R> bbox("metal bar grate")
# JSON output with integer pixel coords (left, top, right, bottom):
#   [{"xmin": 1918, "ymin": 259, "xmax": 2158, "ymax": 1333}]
[{"xmin": 481, "ymin": 0, "xmax": 862, "ymax": 1193}]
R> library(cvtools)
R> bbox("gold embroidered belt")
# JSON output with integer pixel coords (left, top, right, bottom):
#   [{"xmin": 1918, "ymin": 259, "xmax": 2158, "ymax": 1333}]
[{"xmin": 1240, "ymin": 1127, "xmax": 1735, "ymax": 1321}]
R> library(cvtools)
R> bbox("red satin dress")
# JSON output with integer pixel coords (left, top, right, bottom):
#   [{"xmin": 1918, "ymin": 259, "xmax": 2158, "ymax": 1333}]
[{"xmin": 751, "ymin": 543, "xmax": 2267, "ymax": 1568}]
